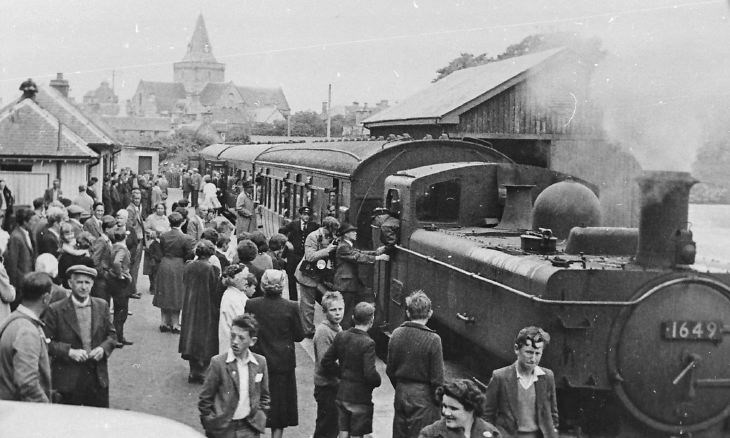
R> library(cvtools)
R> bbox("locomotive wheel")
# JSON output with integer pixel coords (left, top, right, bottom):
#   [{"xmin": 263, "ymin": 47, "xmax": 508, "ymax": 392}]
[{"xmin": 607, "ymin": 274, "xmax": 730, "ymax": 434}]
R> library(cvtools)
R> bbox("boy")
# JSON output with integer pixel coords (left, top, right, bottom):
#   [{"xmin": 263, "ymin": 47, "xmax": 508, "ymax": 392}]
[
  {"xmin": 200, "ymin": 314, "xmax": 270, "ymax": 438},
  {"xmin": 313, "ymin": 291, "xmax": 345, "ymax": 438},
  {"xmin": 321, "ymin": 302, "xmax": 381, "ymax": 438},
  {"xmin": 484, "ymin": 326, "xmax": 559, "ymax": 438},
  {"xmin": 386, "ymin": 290, "xmax": 444, "ymax": 438}
]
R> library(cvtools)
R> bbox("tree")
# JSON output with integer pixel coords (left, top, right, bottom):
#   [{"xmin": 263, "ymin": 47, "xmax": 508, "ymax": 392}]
[
  {"xmin": 432, "ymin": 32, "xmax": 605, "ymax": 82},
  {"xmin": 290, "ymin": 110, "xmax": 326, "ymax": 137}
]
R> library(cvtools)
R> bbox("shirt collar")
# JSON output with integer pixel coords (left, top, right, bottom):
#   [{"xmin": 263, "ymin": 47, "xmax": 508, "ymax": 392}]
[
  {"xmin": 514, "ymin": 362, "xmax": 545, "ymax": 386},
  {"xmin": 16, "ymin": 304, "xmax": 44, "ymax": 325},
  {"xmin": 226, "ymin": 348, "xmax": 258, "ymax": 365},
  {"xmin": 71, "ymin": 294, "xmax": 91, "ymax": 308}
]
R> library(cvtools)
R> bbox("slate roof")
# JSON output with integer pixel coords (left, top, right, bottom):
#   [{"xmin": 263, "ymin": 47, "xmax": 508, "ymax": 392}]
[
  {"xmin": 0, "ymin": 98, "xmax": 97, "ymax": 158},
  {"xmin": 35, "ymin": 85, "xmax": 117, "ymax": 145},
  {"xmin": 102, "ymin": 116, "xmax": 172, "ymax": 132},
  {"xmin": 137, "ymin": 81, "xmax": 186, "ymax": 114},
  {"xmin": 199, "ymin": 82, "xmax": 236, "ymax": 106},
  {"xmin": 237, "ymin": 86, "xmax": 290, "ymax": 111},
  {"xmin": 364, "ymin": 47, "xmax": 566, "ymax": 126}
]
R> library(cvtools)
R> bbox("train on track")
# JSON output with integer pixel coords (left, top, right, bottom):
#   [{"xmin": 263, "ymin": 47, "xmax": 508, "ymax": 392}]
[{"xmin": 199, "ymin": 138, "xmax": 730, "ymax": 437}]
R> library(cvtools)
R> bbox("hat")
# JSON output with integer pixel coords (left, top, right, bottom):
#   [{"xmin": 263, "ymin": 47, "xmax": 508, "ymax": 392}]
[
  {"xmin": 101, "ymin": 215, "xmax": 116, "ymax": 229},
  {"xmin": 298, "ymin": 206, "xmax": 312, "ymax": 215},
  {"xmin": 337, "ymin": 222, "xmax": 357, "ymax": 236},
  {"xmin": 67, "ymin": 205, "xmax": 84, "ymax": 215},
  {"xmin": 65, "ymin": 265, "xmax": 97, "ymax": 278}
]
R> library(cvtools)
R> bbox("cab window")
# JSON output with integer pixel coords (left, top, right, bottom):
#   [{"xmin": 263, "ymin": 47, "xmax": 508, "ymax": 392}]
[{"xmin": 415, "ymin": 179, "xmax": 460, "ymax": 222}]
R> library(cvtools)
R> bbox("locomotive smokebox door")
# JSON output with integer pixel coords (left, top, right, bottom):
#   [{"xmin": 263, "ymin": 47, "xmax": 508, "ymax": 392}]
[{"xmin": 608, "ymin": 276, "xmax": 730, "ymax": 434}]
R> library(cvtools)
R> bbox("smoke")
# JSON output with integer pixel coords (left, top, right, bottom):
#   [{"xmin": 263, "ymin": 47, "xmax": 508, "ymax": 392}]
[{"xmin": 588, "ymin": 3, "xmax": 730, "ymax": 171}]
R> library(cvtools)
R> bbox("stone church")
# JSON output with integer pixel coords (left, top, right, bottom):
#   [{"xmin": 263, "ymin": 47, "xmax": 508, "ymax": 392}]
[{"xmin": 127, "ymin": 14, "xmax": 290, "ymax": 132}]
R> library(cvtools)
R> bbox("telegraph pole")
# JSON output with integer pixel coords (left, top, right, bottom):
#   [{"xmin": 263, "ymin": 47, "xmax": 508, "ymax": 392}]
[{"xmin": 326, "ymin": 83, "xmax": 332, "ymax": 139}]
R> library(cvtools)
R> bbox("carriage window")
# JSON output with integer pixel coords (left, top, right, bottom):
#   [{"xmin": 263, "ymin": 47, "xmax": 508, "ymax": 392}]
[{"xmin": 415, "ymin": 179, "xmax": 460, "ymax": 222}]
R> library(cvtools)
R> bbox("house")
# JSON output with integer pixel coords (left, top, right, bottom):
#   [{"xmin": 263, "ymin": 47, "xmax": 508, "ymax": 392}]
[
  {"xmin": 0, "ymin": 76, "xmax": 118, "ymax": 205},
  {"xmin": 363, "ymin": 48, "xmax": 641, "ymax": 226},
  {"xmin": 127, "ymin": 14, "xmax": 290, "ymax": 131},
  {"xmin": 81, "ymin": 80, "xmax": 120, "ymax": 116}
]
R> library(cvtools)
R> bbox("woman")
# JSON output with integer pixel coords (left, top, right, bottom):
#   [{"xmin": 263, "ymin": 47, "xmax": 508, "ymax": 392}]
[
  {"xmin": 200, "ymin": 175, "xmax": 221, "ymax": 211},
  {"xmin": 217, "ymin": 264, "xmax": 256, "ymax": 354},
  {"xmin": 144, "ymin": 202, "xmax": 171, "ymax": 236},
  {"xmin": 57, "ymin": 227, "xmax": 95, "ymax": 288},
  {"xmin": 152, "ymin": 212, "xmax": 195, "ymax": 334},
  {"xmin": 418, "ymin": 380, "xmax": 501, "ymax": 438},
  {"xmin": 244, "ymin": 269, "xmax": 304, "ymax": 438},
  {"xmin": 178, "ymin": 240, "xmax": 220, "ymax": 384}
]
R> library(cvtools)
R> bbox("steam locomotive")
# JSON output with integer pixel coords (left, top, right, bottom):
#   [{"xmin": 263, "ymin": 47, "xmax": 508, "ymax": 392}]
[{"xmin": 199, "ymin": 138, "xmax": 730, "ymax": 437}]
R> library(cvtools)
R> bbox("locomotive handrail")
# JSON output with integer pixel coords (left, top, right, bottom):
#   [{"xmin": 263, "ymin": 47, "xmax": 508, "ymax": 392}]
[{"xmin": 395, "ymin": 245, "xmax": 730, "ymax": 307}]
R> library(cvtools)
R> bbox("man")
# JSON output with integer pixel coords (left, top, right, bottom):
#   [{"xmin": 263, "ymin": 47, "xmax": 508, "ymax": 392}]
[
  {"xmin": 295, "ymin": 216, "xmax": 339, "ymax": 338},
  {"xmin": 86, "ymin": 177, "xmax": 99, "ymax": 201},
  {"xmin": 386, "ymin": 290, "xmax": 444, "ymax": 438},
  {"xmin": 102, "ymin": 175, "xmax": 113, "ymax": 215},
  {"xmin": 182, "ymin": 169, "xmax": 193, "ymax": 203},
  {"xmin": 0, "ymin": 272, "xmax": 52, "ymax": 402},
  {"xmin": 43, "ymin": 179, "xmax": 62, "ymax": 206},
  {"xmin": 484, "ymin": 326, "xmax": 559, "ymax": 438},
  {"xmin": 371, "ymin": 205, "xmax": 401, "ymax": 255},
  {"xmin": 279, "ymin": 206, "xmax": 319, "ymax": 302},
  {"xmin": 72, "ymin": 184, "xmax": 94, "ymax": 217},
  {"xmin": 191, "ymin": 169, "xmax": 203, "ymax": 208},
  {"xmin": 90, "ymin": 215, "xmax": 117, "ymax": 303},
  {"xmin": 42, "ymin": 265, "xmax": 117, "ymax": 407},
  {"xmin": 126, "ymin": 188, "xmax": 146, "ymax": 298},
  {"xmin": 37, "ymin": 206, "xmax": 64, "ymax": 258},
  {"xmin": 235, "ymin": 181, "xmax": 257, "ymax": 236},
  {"xmin": 28, "ymin": 197, "xmax": 45, "ymax": 250},
  {"xmin": 157, "ymin": 173, "xmax": 169, "ymax": 202},
  {"xmin": 4, "ymin": 208, "xmax": 36, "ymax": 310},
  {"xmin": 333, "ymin": 223, "xmax": 388, "ymax": 329},
  {"xmin": 199, "ymin": 314, "xmax": 270, "ymax": 438},
  {"xmin": 83, "ymin": 202, "xmax": 105, "ymax": 239},
  {"xmin": 66, "ymin": 205, "xmax": 85, "ymax": 237},
  {"xmin": 187, "ymin": 206, "xmax": 207, "ymax": 241}
]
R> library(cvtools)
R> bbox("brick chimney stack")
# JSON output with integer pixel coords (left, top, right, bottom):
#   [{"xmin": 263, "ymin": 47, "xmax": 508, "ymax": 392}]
[{"xmin": 49, "ymin": 73, "xmax": 70, "ymax": 97}]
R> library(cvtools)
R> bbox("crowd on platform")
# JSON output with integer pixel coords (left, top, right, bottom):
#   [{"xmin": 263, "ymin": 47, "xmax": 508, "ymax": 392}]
[{"xmin": 0, "ymin": 170, "xmax": 559, "ymax": 438}]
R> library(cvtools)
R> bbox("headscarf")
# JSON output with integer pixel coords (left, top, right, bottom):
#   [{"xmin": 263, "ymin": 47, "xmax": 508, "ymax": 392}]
[{"xmin": 260, "ymin": 269, "xmax": 286, "ymax": 295}]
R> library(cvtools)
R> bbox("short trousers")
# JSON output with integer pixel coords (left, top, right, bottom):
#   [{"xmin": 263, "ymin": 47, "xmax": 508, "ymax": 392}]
[{"xmin": 335, "ymin": 400, "xmax": 373, "ymax": 436}]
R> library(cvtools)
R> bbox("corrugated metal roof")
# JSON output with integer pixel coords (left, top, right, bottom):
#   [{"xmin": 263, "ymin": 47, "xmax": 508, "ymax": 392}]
[{"xmin": 364, "ymin": 48, "xmax": 566, "ymax": 125}]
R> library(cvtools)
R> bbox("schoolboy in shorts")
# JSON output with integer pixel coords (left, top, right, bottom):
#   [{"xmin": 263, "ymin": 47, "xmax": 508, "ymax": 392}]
[
  {"xmin": 321, "ymin": 302, "xmax": 381, "ymax": 438},
  {"xmin": 313, "ymin": 291, "xmax": 345, "ymax": 438}
]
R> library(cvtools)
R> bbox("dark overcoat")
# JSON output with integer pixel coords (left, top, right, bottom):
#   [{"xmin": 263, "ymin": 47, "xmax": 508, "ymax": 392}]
[
  {"xmin": 333, "ymin": 239, "xmax": 376, "ymax": 293},
  {"xmin": 153, "ymin": 228, "xmax": 194, "ymax": 310},
  {"xmin": 178, "ymin": 260, "xmax": 220, "ymax": 363}
]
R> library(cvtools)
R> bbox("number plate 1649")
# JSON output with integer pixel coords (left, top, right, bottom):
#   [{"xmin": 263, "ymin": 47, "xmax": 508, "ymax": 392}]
[{"xmin": 662, "ymin": 321, "xmax": 723, "ymax": 340}]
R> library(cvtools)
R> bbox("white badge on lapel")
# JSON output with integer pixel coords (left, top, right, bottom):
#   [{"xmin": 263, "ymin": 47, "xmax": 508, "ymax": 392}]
[{"xmin": 255, "ymin": 373, "xmax": 263, "ymax": 383}]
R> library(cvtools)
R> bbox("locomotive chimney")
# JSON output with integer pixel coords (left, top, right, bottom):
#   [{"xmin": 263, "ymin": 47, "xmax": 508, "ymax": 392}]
[
  {"xmin": 497, "ymin": 184, "xmax": 534, "ymax": 230},
  {"xmin": 635, "ymin": 171, "xmax": 697, "ymax": 268}
]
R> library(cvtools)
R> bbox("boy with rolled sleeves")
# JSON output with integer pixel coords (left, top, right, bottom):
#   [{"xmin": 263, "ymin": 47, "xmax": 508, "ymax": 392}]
[
  {"xmin": 321, "ymin": 301, "xmax": 380, "ymax": 438},
  {"xmin": 199, "ymin": 313, "xmax": 270, "ymax": 438}
]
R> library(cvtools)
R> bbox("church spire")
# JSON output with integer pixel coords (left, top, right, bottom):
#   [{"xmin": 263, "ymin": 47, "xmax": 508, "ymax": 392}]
[{"xmin": 182, "ymin": 14, "xmax": 217, "ymax": 63}]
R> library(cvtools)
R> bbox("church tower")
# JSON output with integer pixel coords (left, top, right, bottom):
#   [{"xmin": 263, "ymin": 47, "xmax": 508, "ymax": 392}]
[{"xmin": 173, "ymin": 14, "xmax": 225, "ymax": 94}]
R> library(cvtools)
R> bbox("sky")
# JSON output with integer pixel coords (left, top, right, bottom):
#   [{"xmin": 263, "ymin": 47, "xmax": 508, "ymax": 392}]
[{"xmin": 1, "ymin": 0, "xmax": 730, "ymax": 169}]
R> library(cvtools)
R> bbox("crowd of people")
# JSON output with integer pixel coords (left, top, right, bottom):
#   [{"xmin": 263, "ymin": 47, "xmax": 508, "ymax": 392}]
[{"xmin": 0, "ymin": 171, "xmax": 559, "ymax": 438}]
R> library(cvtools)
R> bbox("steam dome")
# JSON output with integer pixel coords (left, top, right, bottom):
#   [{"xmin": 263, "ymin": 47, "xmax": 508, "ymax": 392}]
[{"xmin": 532, "ymin": 180, "xmax": 601, "ymax": 239}]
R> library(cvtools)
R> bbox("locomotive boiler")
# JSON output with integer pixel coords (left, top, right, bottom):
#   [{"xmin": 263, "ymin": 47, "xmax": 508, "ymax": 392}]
[{"xmin": 376, "ymin": 167, "xmax": 730, "ymax": 437}]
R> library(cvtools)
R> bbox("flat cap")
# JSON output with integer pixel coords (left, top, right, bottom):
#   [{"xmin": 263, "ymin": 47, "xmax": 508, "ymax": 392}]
[
  {"xmin": 65, "ymin": 264, "xmax": 97, "ymax": 278},
  {"xmin": 337, "ymin": 222, "xmax": 357, "ymax": 236},
  {"xmin": 67, "ymin": 204, "xmax": 85, "ymax": 215}
]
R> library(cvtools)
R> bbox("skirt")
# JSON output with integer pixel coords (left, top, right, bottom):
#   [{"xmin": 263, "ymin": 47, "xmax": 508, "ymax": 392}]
[
  {"xmin": 152, "ymin": 256, "xmax": 185, "ymax": 310},
  {"xmin": 267, "ymin": 370, "xmax": 298, "ymax": 428}
]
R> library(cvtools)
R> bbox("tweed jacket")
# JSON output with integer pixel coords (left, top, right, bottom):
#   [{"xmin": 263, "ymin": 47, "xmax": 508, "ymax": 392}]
[
  {"xmin": 294, "ymin": 228, "xmax": 335, "ymax": 288},
  {"xmin": 4, "ymin": 227, "xmax": 34, "ymax": 290},
  {"xmin": 483, "ymin": 364, "xmax": 559, "ymax": 438},
  {"xmin": 333, "ymin": 239, "xmax": 376, "ymax": 293},
  {"xmin": 199, "ymin": 351, "xmax": 270, "ymax": 437},
  {"xmin": 187, "ymin": 214, "xmax": 205, "ymax": 241},
  {"xmin": 42, "ymin": 296, "xmax": 117, "ymax": 393},
  {"xmin": 0, "ymin": 309, "xmax": 51, "ymax": 402}
]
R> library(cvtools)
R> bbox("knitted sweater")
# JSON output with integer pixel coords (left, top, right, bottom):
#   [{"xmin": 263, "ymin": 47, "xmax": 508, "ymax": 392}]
[{"xmin": 386, "ymin": 321, "xmax": 444, "ymax": 389}]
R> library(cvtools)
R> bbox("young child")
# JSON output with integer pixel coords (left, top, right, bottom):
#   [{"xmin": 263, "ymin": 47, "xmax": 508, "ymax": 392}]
[
  {"xmin": 110, "ymin": 227, "xmax": 133, "ymax": 347},
  {"xmin": 321, "ymin": 301, "xmax": 381, "ymax": 438},
  {"xmin": 313, "ymin": 291, "xmax": 345, "ymax": 438},
  {"xmin": 218, "ymin": 264, "xmax": 258, "ymax": 354},
  {"xmin": 200, "ymin": 314, "xmax": 270, "ymax": 437},
  {"xmin": 144, "ymin": 229, "xmax": 163, "ymax": 294}
]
